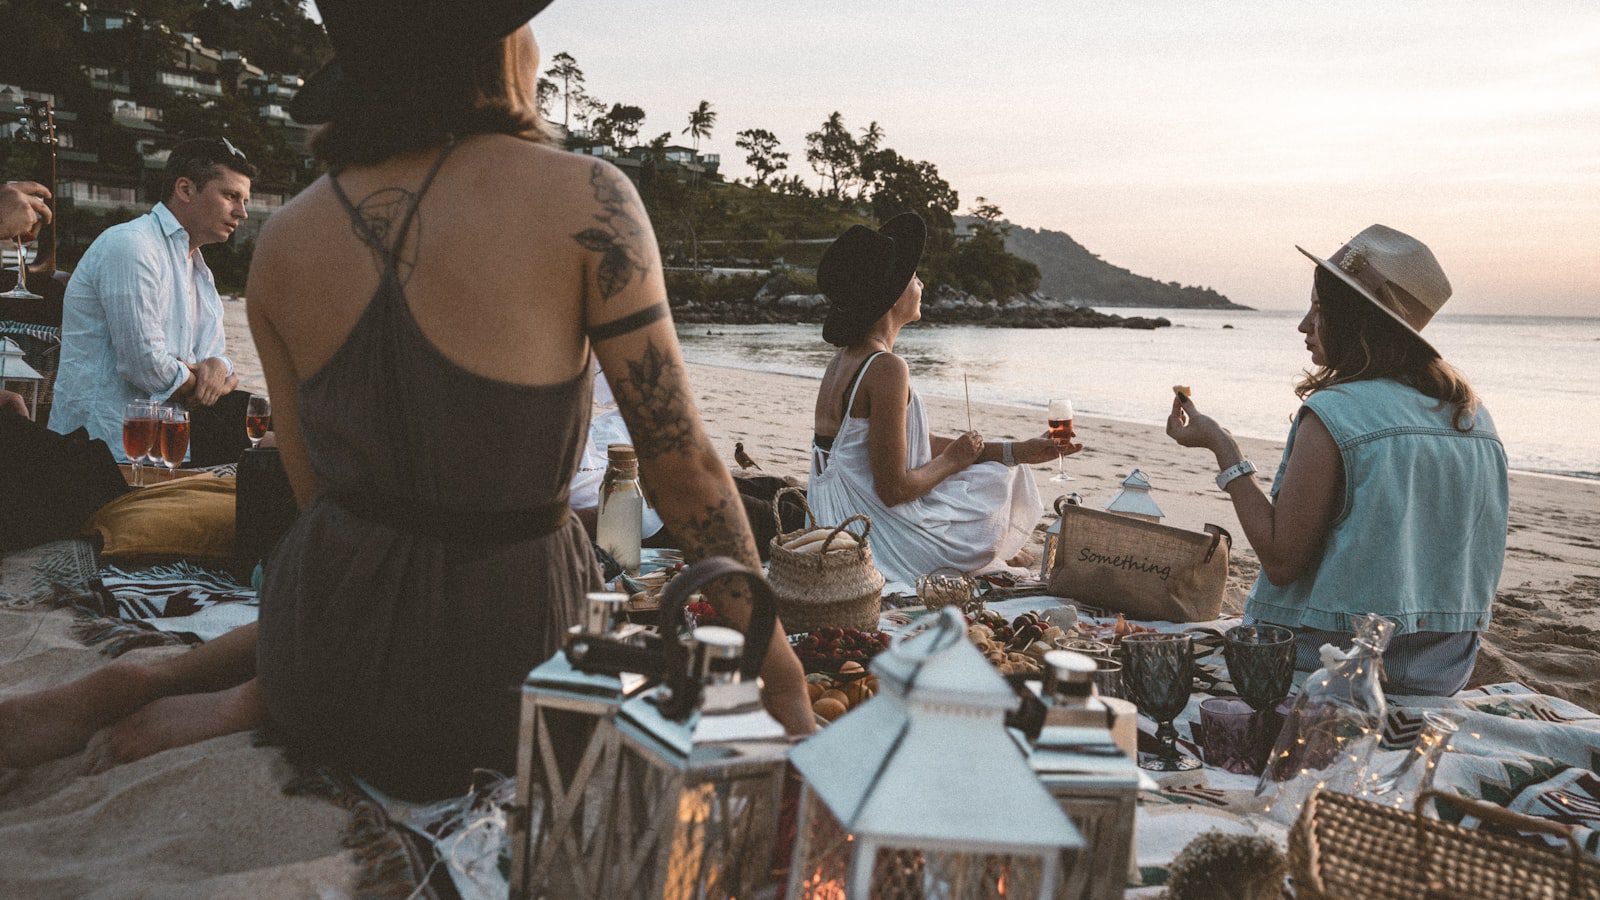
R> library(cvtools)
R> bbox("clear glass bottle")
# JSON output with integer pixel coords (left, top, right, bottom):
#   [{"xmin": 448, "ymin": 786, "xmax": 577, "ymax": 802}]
[
  {"xmin": 596, "ymin": 443, "xmax": 643, "ymax": 576},
  {"xmin": 1256, "ymin": 613, "xmax": 1395, "ymax": 825},
  {"xmin": 1359, "ymin": 710, "xmax": 1459, "ymax": 809}
]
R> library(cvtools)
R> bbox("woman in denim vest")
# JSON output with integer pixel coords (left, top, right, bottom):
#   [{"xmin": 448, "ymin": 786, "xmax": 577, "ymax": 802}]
[{"xmin": 1166, "ymin": 225, "xmax": 1508, "ymax": 695}]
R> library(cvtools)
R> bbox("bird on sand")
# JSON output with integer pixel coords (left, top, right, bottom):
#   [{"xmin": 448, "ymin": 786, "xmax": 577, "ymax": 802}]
[{"xmin": 734, "ymin": 442, "xmax": 761, "ymax": 470}]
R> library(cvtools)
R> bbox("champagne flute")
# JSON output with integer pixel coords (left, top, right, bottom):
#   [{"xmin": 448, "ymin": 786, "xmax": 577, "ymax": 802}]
[
  {"xmin": 245, "ymin": 395, "xmax": 271, "ymax": 448},
  {"xmin": 1, "ymin": 237, "xmax": 42, "ymax": 300},
  {"xmin": 121, "ymin": 400, "xmax": 157, "ymax": 487},
  {"xmin": 159, "ymin": 405, "xmax": 190, "ymax": 476},
  {"xmin": 1046, "ymin": 397, "xmax": 1075, "ymax": 482}
]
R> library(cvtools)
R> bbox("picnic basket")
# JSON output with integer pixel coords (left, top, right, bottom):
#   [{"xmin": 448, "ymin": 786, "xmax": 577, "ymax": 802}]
[
  {"xmin": 765, "ymin": 486, "xmax": 883, "ymax": 632},
  {"xmin": 1289, "ymin": 787, "xmax": 1600, "ymax": 899}
]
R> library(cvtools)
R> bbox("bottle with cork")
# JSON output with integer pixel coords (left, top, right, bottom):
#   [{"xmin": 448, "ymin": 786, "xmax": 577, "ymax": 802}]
[{"xmin": 596, "ymin": 443, "xmax": 643, "ymax": 576}]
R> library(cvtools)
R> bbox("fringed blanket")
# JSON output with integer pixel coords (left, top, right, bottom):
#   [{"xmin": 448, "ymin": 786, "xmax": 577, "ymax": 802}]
[
  {"xmin": 0, "ymin": 538, "xmax": 98, "ymax": 609},
  {"xmin": 68, "ymin": 561, "xmax": 258, "ymax": 654}
]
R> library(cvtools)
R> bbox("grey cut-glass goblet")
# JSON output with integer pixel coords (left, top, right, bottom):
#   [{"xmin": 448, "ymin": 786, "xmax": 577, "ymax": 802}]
[
  {"xmin": 1121, "ymin": 632, "xmax": 1202, "ymax": 771},
  {"xmin": 1222, "ymin": 624, "xmax": 1295, "ymax": 712}
]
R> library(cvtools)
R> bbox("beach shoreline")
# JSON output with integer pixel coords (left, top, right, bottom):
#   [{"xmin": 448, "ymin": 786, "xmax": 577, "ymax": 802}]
[
  {"xmin": 220, "ymin": 302, "xmax": 1600, "ymax": 708},
  {"xmin": 680, "ymin": 358, "xmax": 1600, "ymax": 710},
  {"xmin": 685, "ymin": 358, "xmax": 1597, "ymax": 485}
]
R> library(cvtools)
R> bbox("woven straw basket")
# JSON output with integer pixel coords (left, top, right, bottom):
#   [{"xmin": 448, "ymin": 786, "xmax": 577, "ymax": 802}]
[
  {"xmin": 765, "ymin": 487, "xmax": 884, "ymax": 632},
  {"xmin": 1289, "ymin": 788, "xmax": 1600, "ymax": 900}
]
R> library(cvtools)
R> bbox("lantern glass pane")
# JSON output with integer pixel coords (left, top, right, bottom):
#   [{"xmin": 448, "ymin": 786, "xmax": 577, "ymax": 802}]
[
  {"xmin": 524, "ymin": 705, "xmax": 616, "ymax": 897},
  {"xmin": 664, "ymin": 772, "xmax": 782, "ymax": 899},
  {"xmin": 602, "ymin": 740, "xmax": 678, "ymax": 895},
  {"xmin": 791, "ymin": 790, "xmax": 853, "ymax": 899},
  {"xmin": 605, "ymin": 737, "xmax": 785, "ymax": 899},
  {"xmin": 791, "ymin": 789, "xmax": 1049, "ymax": 900},
  {"xmin": 869, "ymin": 848, "xmax": 1045, "ymax": 899}
]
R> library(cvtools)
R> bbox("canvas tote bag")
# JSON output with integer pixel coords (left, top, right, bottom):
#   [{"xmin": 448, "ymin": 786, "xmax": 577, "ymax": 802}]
[{"xmin": 1045, "ymin": 501, "xmax": 1231, "ymax": 622}]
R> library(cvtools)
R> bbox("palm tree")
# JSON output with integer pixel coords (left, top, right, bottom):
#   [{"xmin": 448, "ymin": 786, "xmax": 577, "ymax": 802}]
[{"xmin": 682, "ymin": 100, "xmax": 716, "ymax": 152}]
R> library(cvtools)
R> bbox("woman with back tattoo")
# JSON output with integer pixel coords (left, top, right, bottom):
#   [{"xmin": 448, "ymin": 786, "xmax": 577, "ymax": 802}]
[{"xmin": 0, "ymin": 0, "xmax": 813, "ymax": 798}]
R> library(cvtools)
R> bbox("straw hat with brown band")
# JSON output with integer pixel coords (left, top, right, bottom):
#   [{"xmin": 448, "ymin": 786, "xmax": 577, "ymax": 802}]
[{"xmin": 1297, "ymin": 224, "xmax": 1453, "ymax": 358}]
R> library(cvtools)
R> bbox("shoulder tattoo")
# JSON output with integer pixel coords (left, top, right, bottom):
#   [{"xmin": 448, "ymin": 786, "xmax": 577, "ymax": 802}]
[{"xmin": 571, "ymin": 163, "xmax": 653, "ymax": 304}]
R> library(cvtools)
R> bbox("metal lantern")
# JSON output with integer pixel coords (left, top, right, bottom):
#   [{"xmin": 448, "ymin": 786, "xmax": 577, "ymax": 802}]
[
  {"xmin": 0, "ymin": 337, "xmax": 44, "ymax": 419},
  {"xmin": 1031, "ymin": 651, "xmax": 1140, "ymax": 900},
  {"xmin": 1040, "ymin": 493, "xmax": 1081, "ymax": 580},
  {"xmin": 786, "ymin": 606, "xmax": 1083, "ymax": 900},
  {"xmin": 512, "ymin": 591, "xmax": 639, "ymax": 899}
]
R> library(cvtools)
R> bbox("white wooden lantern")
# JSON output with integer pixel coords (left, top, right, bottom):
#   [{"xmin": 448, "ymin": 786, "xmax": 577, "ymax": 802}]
[
  {"xmin": 786, "ymin": 607, "xmax": 1083, "ymax": 899},
  {"xmin": 0, "ymin": 337, "xmax": 44, "ymax": 419},
  {"xmin": 1105, "ymin": 468, "xmax": 1163, "ymax": 523},
  {"xmin": 511, "ymin": 592, "xmax": 638, "ymax": 899},
  {"xmin": 600, "ymin": 625, "xmax": 790, "ymax": 899}
]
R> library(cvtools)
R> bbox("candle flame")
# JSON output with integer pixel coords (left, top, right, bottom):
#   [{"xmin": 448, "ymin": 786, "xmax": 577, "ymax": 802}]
[{"xmin": 801, "ymin": 869, "xmax": 847, "ymax": 900}]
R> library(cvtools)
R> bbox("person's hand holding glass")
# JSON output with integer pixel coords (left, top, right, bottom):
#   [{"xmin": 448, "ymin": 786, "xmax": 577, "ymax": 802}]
[
  {"xmin": 1046, "ymin": 397, "xmax": 1084, "ymax": 482},
  {"xmin": 0, "ymin": 182, "xmax": 50, "ymax": 301}
]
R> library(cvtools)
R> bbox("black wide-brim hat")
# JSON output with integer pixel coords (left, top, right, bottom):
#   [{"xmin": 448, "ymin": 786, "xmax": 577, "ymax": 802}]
[
  {"xmin": 818, "ymin": 213, "xmax": 927, "ymax": 347},
  {"xmin": 291, "ymin": 0, "xmax": 557, "ymax": 125}
]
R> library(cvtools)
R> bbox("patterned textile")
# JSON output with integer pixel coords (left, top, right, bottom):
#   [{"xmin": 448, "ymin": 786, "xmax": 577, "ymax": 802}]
[
  {"xmin": 971, "ymin": 598, "xmax": 1600, "ymax": 894},
  {"xmin": 86, "ymin": 561, "xmax": 257, "ymax": 645},
  {"xmin": 0, "ymin": 538, "xmax": 98, "ymax": 608}
]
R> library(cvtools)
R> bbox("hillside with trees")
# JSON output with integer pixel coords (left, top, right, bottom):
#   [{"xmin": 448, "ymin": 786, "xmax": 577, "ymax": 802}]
[
  {"xmin": 3, "ymin": 6, "xmax": 1210, "ymax": 321},
  {"xmin": 970, "ymin": 218, "xmax": 1247, "ymax": 310}
]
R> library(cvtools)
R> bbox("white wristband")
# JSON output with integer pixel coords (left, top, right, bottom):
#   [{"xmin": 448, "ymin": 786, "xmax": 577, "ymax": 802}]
[
  {"xmin": 1216, "ymin": 459, "xmax": 1256, "ymax": 490},
  {"xmin": 1001, "ymin": 441, "xmax": 1016, "ymax": 467}
]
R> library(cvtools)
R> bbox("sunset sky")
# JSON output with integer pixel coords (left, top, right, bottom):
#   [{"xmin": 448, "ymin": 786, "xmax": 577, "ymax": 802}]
[{"xmin": 530, "ymin": 1, "xmax": 1600, "ymax": 316}]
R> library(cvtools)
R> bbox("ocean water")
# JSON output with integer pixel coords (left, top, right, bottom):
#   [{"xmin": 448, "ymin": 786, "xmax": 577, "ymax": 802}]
[{"xmin": 676, "ymin": 308, "xmax": 1600, "ymax": 480}]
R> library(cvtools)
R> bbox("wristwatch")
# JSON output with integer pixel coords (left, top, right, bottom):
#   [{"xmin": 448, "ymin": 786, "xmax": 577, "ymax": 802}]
[{"xmin": 1216, "ymin": 459, "xmax": 1256, "ymax": 490}]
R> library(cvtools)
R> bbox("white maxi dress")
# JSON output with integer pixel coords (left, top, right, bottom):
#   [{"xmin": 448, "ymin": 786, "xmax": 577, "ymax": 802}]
[{"xmin": 808, "ymin": 352, "xmax": 1043, "ymax": 586}]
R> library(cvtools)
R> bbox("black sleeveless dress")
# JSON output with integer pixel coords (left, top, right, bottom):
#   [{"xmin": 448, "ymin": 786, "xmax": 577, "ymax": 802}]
[{"xmin": 256, "ymin": 144, "xmax": 602, "ymax": 800}]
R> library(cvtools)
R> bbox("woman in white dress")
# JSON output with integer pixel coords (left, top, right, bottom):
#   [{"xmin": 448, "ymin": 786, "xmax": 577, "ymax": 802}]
[{"xmin": 807, "ymin": 214, "xmax": 1080, "ymax": 586}]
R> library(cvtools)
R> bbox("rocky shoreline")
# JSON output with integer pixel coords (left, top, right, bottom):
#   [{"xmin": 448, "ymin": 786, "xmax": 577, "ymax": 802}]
[{"xmin": 670, "ymin": 281, "xmax": 1172, "ymax": 330}]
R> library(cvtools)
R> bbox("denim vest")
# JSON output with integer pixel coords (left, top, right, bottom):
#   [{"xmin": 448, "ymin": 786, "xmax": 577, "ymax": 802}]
[{"xmin": 1246, "ymin": 379, "xmax": 1508, "ymax": 635}]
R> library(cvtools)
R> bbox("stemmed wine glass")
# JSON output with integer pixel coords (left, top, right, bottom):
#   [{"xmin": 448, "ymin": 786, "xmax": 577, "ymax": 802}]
[
  {"xmin": 1222, "ymin": 624, "xmax": 1296, "ymax": 712},
  {"xmin": 1121, "ymin": 632, "xmax": 1203, "ymax": 771},
  {"xmin": 245, "ymin": 395, "xmax": 271, "ymax": 447},
  {"xmin": 1046, "ymin": 397, "xmax": 1075, "ymax": 482},
  {"xmin": 121, "ymin": 400, "xmax": 157, "ymax": 487},
  {"xmin": 1, "ymin": 237, "xmax": 41, "ymax": 300},
  {"xmin": 158, "ymin": 405, "xmax": 190, "ymax": 476}
]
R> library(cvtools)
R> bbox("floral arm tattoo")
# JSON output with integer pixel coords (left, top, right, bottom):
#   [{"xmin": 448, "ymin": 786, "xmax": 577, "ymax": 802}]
[
  {"xmin": 611, "ymin": 337, "xmax": 761, "ymax": 574},
  {"xmin": 571, "ymin": 163, "xmax": 653, "ymax": 304},
  {"xmin": 674, "ymin": 493, "xmax": 762, "ymax": 579},
  {"xmin": 609, "ymin": 338, "xmax": 696, "ymax": 459}
]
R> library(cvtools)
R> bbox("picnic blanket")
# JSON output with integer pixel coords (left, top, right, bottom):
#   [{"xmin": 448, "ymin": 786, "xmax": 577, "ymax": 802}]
[
  {"xmin": 971, "ymin": 596, "xmax": 1600, "ymax": 893},
  {"xmin": 0, "ymin": 538, "xmax": 98, "ymax": 609},
  {"xmin": 87, "ymin": 561, "xmax": 258, "ymax": 645}
]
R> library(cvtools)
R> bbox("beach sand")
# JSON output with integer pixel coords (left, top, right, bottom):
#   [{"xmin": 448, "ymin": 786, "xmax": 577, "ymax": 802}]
[
  {"xmin": 1, "ymin": 304, "xmax": 1591, "ymax": 896},
  {"xmin": 689, "ymin": 358, "xmax": 1600, "ymax": 709}
]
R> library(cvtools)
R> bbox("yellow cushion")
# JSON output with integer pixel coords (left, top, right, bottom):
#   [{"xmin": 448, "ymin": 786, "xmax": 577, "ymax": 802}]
[{"xmin": 85, "ymin": 476, "xmax": 237, "ymax": 559}]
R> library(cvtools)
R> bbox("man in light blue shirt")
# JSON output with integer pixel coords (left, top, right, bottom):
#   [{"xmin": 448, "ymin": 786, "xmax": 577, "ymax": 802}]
[{"xmin": 51, "ymin": 139, "xmax": 257, "ymax": 459}]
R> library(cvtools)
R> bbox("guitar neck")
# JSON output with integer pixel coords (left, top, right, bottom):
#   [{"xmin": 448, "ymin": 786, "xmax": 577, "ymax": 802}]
[{"xmin": 26, "ymin": 146, "xmax": 58, "ymax": 277}]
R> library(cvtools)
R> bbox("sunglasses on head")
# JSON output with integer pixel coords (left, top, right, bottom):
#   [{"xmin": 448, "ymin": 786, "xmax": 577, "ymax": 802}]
[{"xmin": 216, "ymin": 137, "xmax": 247, "ymax": 164}]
